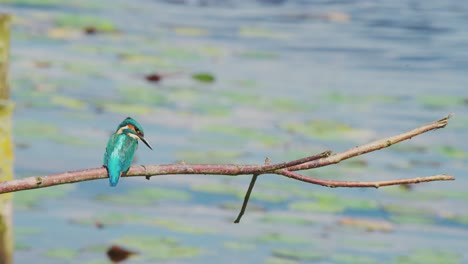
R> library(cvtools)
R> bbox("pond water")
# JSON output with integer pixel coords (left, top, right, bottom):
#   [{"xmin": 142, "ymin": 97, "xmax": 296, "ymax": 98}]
[{"xmin": 1, "ymin": 0, "xmax": 468, "ymax": 263}]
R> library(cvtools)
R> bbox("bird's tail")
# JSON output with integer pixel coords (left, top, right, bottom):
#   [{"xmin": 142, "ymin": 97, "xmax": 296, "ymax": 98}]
[
  {"xmin": 107, "ymin": 160, "xmax": 122, "ymax": 187},
  {"xmin": 109, "ymin": 170, "xmax": 121, "ymax": 187}
]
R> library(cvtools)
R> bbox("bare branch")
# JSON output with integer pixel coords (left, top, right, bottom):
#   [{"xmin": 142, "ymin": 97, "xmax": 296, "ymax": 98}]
[
  {"xmin": 279, "ymin": 170, "xmax": 454, "ymax": 188},
  {"xmin": 287, "ymin": 114, "xmax": 453, "ymax": 171},
  {"xmin": 0, "ymin": 115, "xmax": 455, "ymax": 196}
]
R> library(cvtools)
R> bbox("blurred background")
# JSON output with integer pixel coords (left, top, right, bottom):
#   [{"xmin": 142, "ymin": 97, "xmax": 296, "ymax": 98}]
[{"xmin": 1, "ymin": 0, "xmax": 467, "ymax": 263}]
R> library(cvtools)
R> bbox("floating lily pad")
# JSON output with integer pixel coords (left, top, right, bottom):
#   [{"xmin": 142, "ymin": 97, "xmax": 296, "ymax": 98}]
[
  {"xmin": 338, "ymin": 217, "xmax": 393, "ymax": 232},
  {"xmin": 221, "ymin": 91, "xmax": 258, "ymax": 104},
  {"xmin": 271, "ymin": 248, "xmax": 324, "ymax": 261},
  {"xmin": 281, "ymin": 119, "xmax": 374, "ymax": 141},
  {"xmin": 446, "ymin": 215, "xmax": 468, "ymax": 225},
  {"xmin": 443, "ymin": 191, "xmax": 468, "ymax": 200},
  {"xmin": 418, "ymin": 95, "xmax": 464, "ymax": 109},
  {"xmin": 384, "ymin": 204, "xmax": 436, "ymax": 225},
  {"xmin": 223, "ymin": 241, "xmax": 256, "ymax": 251},
  {"xmin": 167, "ymin": 89, "xmax": 198, "ymax": 103},
  {"xmin": 14, "ymin": 227, "xmax": 40, "ymax": 251},
  {"xmin": 14, "ymin": 120, "xmax": 88, "ymax": 145},
  {"xmin": 114, "ymin": 236, "xmax": 203, "ymax": 260},
  {"xmin": 95, "ymin": 102, "xmax": 154, "ymax": 115},
  {"xmin": 15, "ymin": 243, "xmax": 31, "ymax": 251},
  {"xmin": 176, "ymin": 150, "xmax": 247, "ymax": 164},
  {"xmin": 260, "ymin": 214, "xmax": 315, "ymax": 225},
  {"xmin": 202, "ymin": 124, "xmax": 285, "ymax": 147},
  {"xmin": 239, "ymin": 27, "xmax": 289, "ymax": 39},
  {"xmin": 54, "ymin": 14, "xmax": 117, "ymax": 32},
  {"xmin": 191, "ymin": 102, "xmax": 231, "ymax": 117},
  {"xmin": 119, "ymin": 54, "xmax": 172, "ymax": 68},
  {"xmin": 270, "ymin": 97, "xmax": 309, "ymax": 112},
  {"xmin": 327, "ymin": 92, "xmax": 399, "ymax": 104},
  {"xmin": 331, "ymin": 254, "xmax": 378, "ymax": 264},
  {"xmin": 289, "ymin": 194, "xmax": 377, "ymax": 214},
  {"xmin": 95, "ymin": 187, "xmax": 191, "ymax": 206},
  {"xmin": 192, "ymin": 73, "xmax": 215, "ymax": 83},
  {"xmin": 0, "ymin": 0, "xmax": 62, "ymax": 6},
  {"xmin": 50, "ymin": 95, "xmax": 87, "ymax": 110},
  {"xmin": 62, "ymin": 61, "xmax": 107, "ymax": 77},
  {"xmin": 152, "ymin": 219, "xmax": 212, "ymax": 234},
  {"xmin": 197, "ymin": 45, "xmax": 225, "ymax": 57},
  {"xmin": 390, "ymin": 214, "xmax": 436, "ymax": 225},
  {"xmin": 435, "ymin": 145, "xmax": 466, "ymax": 159},
  {"xmin": 15, "ymin": 226, "xmax": 42, "ymax": 236},
  {"xmin": 43, "ymin": 248, "xmax": 79, "ymax": 260},
  {"xmin": 174, "ymin": 26, "xmax": 209, "ymax": 36},
  {"xmin": 14, "ymin": 184, "xmax": 74, "ymax": 209},
  {"xmin": 47, "ymin": 27, "xmax": 81, "ymax": 39},
  {"xmin": 117, "ymin": 85, "xmax": 167, "ymax": 105},
  {"xmin": 255, "ymin": 233, "xmax": 309, "ymax": 244},
  {"xmin": 392, "ymin": 249, "xmax": 462, "ymax": 264},
  {"xmin": 70, "ymin": 212, "xmax": 149, "ymax": 227},
  {"xmin": 14, "ymin": 121, "xmax": 58, "ymax": 139},
  {"xmin": 162, "ymin": 46, "xmax": 201, "ymax": 61},
  {"xmin": 383, "ymin": 204, "xmax": 434, "ymax": 215}
]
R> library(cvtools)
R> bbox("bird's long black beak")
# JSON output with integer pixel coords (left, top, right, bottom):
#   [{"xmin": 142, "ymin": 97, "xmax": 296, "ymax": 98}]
[{"xmin": 137, "ymin": 135, "xmax": 153, "ymax": 150}]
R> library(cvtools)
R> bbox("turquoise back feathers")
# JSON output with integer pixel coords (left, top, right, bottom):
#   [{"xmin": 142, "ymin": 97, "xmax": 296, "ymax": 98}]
[{"xmin": 103, "ymin": 117, "xmax": 153, "ymax": 187}]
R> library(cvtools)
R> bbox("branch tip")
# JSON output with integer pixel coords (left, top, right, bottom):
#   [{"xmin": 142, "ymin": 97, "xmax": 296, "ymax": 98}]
[{"xmin": 437, "ymin": 114, "xmax": 454, "ymax": 127}]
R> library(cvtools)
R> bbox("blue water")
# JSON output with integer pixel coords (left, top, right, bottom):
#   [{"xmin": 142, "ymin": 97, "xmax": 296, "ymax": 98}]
[{"xmin": 1, "ymin": 0, "xmax": 468, "ymax": 263}]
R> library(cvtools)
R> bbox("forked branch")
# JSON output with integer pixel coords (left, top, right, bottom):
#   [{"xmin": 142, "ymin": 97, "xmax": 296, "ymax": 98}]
[{"xmin": 0, "ymin": 115, "xmax": 455, "ymax": 221}]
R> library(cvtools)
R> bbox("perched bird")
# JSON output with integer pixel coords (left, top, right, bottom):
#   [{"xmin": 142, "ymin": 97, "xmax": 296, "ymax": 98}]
[{"xmin": 103, "ymin": 117, "xmax": 153, "ymax": 186}]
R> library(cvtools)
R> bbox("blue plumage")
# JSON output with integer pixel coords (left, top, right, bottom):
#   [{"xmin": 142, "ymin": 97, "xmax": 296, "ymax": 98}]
[{"xmin": 103, "ymin": 118, "xmax": 152, "ymax": 187}]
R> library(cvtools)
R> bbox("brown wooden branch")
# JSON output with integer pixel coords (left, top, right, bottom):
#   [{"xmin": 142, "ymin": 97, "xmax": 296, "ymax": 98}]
[
  {"xmin": 0, "ymin": 151, "xmax": 331, "ymax": 193},
  {"xmin": 279, "ymin": 170, "xmax": 453, "ymax": 188},
  {"xmin": 287, "ymin": 114, "xmax": 452, "ymax": 171},
  {"xmin": 230, "ymin": 114, "xmax": 453, "ymax": 222},
  {"xmin": 0, "ymin": 115, "xmax": 455, "ymax": 205}
]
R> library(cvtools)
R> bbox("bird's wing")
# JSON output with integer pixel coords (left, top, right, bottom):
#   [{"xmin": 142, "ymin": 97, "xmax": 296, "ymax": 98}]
[
  {"xmin": 119, "ymin": 136, "xmax": 138, "ymax": 173},
  {"xmin": 103, "ymin": 133, "xmax": 119, "ymax": 166}
]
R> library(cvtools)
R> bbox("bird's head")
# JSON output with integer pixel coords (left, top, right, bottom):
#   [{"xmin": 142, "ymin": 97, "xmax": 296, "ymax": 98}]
[{"xmin": 116, "ymin": 117, "xmax": 153, "ymax": 150}]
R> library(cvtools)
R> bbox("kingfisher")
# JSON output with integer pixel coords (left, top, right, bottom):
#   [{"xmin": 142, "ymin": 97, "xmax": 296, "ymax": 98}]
[{"xmin": 103, "ymin": 117, "xmax": 153, "ymax": 186}]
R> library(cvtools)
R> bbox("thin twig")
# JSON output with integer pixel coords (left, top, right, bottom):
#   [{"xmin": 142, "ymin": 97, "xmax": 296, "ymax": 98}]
[
  {"xmin": 287, "ymin": 114, "xmax": 453, "ymax": 171},
  {"xmin": 234, "ymin": 174, "xmax": 259, "ymax": 223},
  {"xmin": 279, "ymin": 170, "xmax": 454, "ymax": 187}
]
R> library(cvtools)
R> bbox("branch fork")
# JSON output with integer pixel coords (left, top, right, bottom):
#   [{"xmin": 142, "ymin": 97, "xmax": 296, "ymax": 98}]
[{"xmin": 0, "ymin": 115, "xmax": 455, "ymax": 222}]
